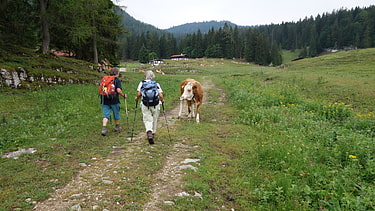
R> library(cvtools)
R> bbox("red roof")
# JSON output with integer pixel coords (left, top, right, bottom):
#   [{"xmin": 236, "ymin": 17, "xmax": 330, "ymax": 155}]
[{"xmin": 170, "ymin": 54, "xmax": 189, "ymax": 58}]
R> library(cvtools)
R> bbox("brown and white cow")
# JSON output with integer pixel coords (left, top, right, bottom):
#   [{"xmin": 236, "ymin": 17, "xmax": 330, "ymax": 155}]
[{"xmin": 178, "ymin": 78, "xmax": 203, "ymax": 123}]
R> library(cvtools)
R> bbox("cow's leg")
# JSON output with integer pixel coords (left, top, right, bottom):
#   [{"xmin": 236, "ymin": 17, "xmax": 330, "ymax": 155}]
[
  {"xmin": 178, "ymin": 99, "xmax": 184, "ymax": 119},
  {"xmin": 187, "ymin": 100, "xmax": 192, "ymax": 118},
  {"xmin": 195, "ymin": 102, "xmax": 202, "ymax": 123},
  {"xmin": 191, "ymin": 102, "xmax": 195, "ymax": 118}
]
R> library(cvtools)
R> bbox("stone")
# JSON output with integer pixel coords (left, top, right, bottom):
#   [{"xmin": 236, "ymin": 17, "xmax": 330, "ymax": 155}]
[
  {"xmin": 181, "ymin": 158, "xmax": 200, "ymax": 164},
  {"xmin": 179, "ymin": 164, "xmax": 198, "ymax": 171},
  {"xmin": 71, "ymin": 204, "xmax": 81, "ymax": 211}
]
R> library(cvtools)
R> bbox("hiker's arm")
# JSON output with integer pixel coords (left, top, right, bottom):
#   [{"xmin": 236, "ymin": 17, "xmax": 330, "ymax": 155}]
[
  {"xmin": 135, "ymin": 91, "xmax": 142, "ymax": 101},
  {"xmin": 159, "ymin": 92, "xmax": 164, "ymax": 103},
  {"xmin": 116, "ymin": 88, "xmax": 126, "ymax": 98}
]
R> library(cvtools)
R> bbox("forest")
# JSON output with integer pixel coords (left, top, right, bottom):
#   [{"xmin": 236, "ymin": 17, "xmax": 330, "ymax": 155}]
[
  {"xmin": 120, "ymin": 5, "xmax": 375, "ymax": 64},
  {"xmin": 1, "ymin": 1, "xmax": 375, "ymax": 66},
  {"xmin": 0, "ymin": 0, "xmax": 122, "ymax": 65}
]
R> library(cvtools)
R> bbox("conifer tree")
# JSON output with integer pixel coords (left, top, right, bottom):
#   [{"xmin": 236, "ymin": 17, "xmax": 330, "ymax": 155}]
[{"xmin": 138, "ymin": 45, "xmax": 149, "ymax": 63}]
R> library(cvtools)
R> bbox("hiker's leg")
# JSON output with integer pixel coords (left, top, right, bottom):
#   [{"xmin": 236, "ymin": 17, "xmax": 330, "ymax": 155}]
[
  {"xmin": 111, "ymin": 103, "xmax": 121, "ymax": 131},
  {"xmin": 141, "ymin": 104, "xmax": 153, "ymax": 132},
  {"xmin": 101, "ymin": 104, "xmax": 111, "ymax": 136},
  {"xmin": 152, "ymin": 105, "xmax": 161, "ymax": 134},
  {"xmin": 111, "ymin": 103, "xmax": 121, "ymax": 123},
  {"xmin": 102, "ymin": 104, "xmax": 111, "ymax": 126},
  {"xmin": 103, "ymin": 118, "xmax": 109, "ymax": 126}
]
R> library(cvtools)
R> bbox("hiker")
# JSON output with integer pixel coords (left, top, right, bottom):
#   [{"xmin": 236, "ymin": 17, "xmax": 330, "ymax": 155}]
[
  {"xmin": 134, "ymin": 70, "xmax": 164, "ymax": 144},
  {"xmin": 99, "ymin": 67, "xmax": 127, "ymax": 136}
]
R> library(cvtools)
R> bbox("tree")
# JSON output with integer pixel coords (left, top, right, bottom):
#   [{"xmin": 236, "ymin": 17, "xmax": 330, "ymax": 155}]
[
  {"xmin": 222, "ymin": 23, "xmax": 234, "ymax": 59},
  {"xmin": 192, "ymin": 30, "xmax": 204, "ymax": 58},
  {"xmin": 138, "ymin": 45, "xmax": 149, "ymax": 63},
  {"xmin": 244, "ymin": 28, "xmax": 256, "ymax": 62},
  {"xmin": 47, "ymin": 0, "xmax": 121, "ymax": 63},
  {"xmin": 308, "ymin": 24, "xmax": 318, "ymax": 57},
  {"xmin": 83, "ymin": 0, "xmax": 122, "ymax": 64},
  {"xmin": 159, "ymin": 34, "xmax": 167, "ymax": 58},
  {"xmin": 165, "ymin": 34, "xmax": 177, "ymax": 58},
  {"xmin": 205, "ymin": 44, "xmax": 223, "ymax": 58},
  {"xmin": 270, "ymin": 43, "xmax": 282, "ymax": 66},
  {"xmin": 0, "ymin": 0, "xmax": 37, "ymax": 47},
  {"xmin": 148, "ymin": 52, "xmax": 158, "ymax": 61},
  {"xmin": 232, "ymin": 26, "xmax": 243, "ymax": 58},
  {"xmin": 39, "ymin": 0, "xmax": 50, "ymax": 54}
]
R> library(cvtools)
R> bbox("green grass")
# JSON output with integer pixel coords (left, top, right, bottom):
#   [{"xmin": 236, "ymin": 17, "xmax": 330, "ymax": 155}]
[
  {"xmin": 1, "ymin": 49, "xmax": 375, "ymax": 210},
  {"xmin": 282, "ymin": 49, "xmax": 301, "ymax": 62},
  {"xmin": 0, "ymin": 70, "xmax": 185, "ymax": 209},
  {"xmin": 174, "ymin": 51, "xmax": 374, "ymax": 210},
  {"xmin": 218, "ymin": 73, "xmax": 374, "ymax": 208},
  {"xmin": 281, "ymin": 49, "xmax": 375, "ymax": 113}
]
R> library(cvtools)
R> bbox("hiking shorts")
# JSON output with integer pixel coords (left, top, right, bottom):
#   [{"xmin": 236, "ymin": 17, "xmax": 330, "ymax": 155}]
[{"xmin": 102, "ymin": 103, "xmax": 121, "ymax": 120}]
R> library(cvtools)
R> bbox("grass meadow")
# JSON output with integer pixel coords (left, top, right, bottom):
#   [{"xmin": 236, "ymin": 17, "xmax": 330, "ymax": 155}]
[{"xmin": 0, "ymin": 49, "xmax": 374, "ymax": 210}]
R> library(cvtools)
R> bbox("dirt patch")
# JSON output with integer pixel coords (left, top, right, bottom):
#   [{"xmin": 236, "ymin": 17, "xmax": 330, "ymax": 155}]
[{"xmin": 33, "ymin": 78, "xmax": 225, "ymax": 211}]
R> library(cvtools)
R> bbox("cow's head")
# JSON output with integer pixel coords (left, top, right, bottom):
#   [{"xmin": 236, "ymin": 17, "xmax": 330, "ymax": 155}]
[{"xmin": 180, "ymin": 82, "xmax": 194, "ymax": 100}]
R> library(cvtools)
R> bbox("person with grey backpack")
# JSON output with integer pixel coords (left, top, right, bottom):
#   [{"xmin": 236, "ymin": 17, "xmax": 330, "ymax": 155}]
[{"xmin": 134, "ymin": 71, "xmax": 164, "ymax": 144}]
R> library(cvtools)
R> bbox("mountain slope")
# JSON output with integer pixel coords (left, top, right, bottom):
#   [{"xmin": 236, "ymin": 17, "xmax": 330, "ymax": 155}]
[
  {"xmin": 166, "ymin": 20, "xmax": 239, "ymax": 35},
  {"xmin": 116, "ymin": 7, "xmax": 245, "ymax": 37},
  {"xmin": 116, "ymin": 7, "xmax": 164, "ymax": 36}
]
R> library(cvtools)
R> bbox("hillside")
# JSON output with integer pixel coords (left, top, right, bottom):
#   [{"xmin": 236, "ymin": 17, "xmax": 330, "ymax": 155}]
[
  {"xmin": 0, "ymin": 44, "xmax": 102, "ymax": 89},
  {"xmin": 116, "ymin": 7, "xmax": 165, "ymax": 36},
  {"xmin": 116, "ymin": 6, "xmax": 243, "ymax": 36},
  {"xmin": 166, "ymin": 20, "xmax": 240, "ymax": 36},
  {"xmin": 116, "ymin": 8, "xmax": 243, "ymax": 38}
]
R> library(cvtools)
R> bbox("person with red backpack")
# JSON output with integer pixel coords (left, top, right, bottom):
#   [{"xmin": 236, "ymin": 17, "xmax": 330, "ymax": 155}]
[{"xmin": 98, "ymin": 67, "xmax": 127, "ymax": 136}]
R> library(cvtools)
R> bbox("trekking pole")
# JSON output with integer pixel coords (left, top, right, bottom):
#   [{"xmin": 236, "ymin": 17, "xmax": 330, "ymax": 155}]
[
  {"xmin": 162, "ymin": 103, "xmax": 172, "ymax": 142},
  {"xmin": 124, "ymin": 98, "xmax": 129, "ymax": 133},
  {"xmin": 130, "ymin": 101, "xmax": 138, "ymax": 142}
]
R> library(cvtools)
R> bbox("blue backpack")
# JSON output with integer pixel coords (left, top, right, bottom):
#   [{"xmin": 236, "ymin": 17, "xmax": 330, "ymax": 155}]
[{"xmin": 141, "ymin": 80, "xmax": 159, "ymax": 107}]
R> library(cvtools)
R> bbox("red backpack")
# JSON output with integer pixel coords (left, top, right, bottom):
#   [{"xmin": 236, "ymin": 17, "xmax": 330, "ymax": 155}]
[{"xmin": 98, "ymin": 76, "xmax": 116, "ymax": 96}]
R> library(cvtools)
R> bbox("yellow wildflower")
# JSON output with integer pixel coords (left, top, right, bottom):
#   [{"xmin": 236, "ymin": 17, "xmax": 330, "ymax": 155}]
[{"xmin": 349, "ymin": 155, "xmax": 357, "ymax": 159}]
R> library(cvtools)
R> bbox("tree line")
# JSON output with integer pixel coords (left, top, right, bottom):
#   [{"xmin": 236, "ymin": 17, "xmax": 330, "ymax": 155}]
[
  {"xmin": 1, "ymin": 1, "xmax": 374, "ymax": 66},
  {"xmin": 120, "ymin": 6, "xmax": 375, "ymax": 65},
  {"xmin": 260, "ymin": 6, "xmax": 375, "ymax": 57},
  {"xmin": 118, "ymin": 23, "xmax": 283, "ymax": 66},
  {"xmin": 0, "ymin": 0, "xmax": 122, "ymax": 64}
]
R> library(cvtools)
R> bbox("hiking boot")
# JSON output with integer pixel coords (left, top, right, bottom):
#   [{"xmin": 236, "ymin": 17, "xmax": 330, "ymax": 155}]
[
  {"xmin": 114, "ymin": 124, "xmax": 122, "ymax": 132},
  {"xmin": 147, "ymin": 131, "xmax": 154, "ymax": 144},
  {"xmin": 101, "ymin": 127, "xmax": 108, "ymax": 136}
]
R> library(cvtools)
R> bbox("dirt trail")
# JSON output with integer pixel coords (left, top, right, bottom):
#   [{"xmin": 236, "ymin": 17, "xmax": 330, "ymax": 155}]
[{"xmin": 33, "ymin": 78, "xmax": 219, "ymax": 211}]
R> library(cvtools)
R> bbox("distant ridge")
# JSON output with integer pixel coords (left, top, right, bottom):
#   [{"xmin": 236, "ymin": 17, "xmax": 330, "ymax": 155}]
[
  {"xmin": 116, "ymin": 7, "xmax": 249, "ymax": 37},
  {"xmin": 116, "ymin": 7, "xmax": 164, "ymax": 36},
  {"xmin": 166, "ymin": 20, "xmax": 240, "ymax": 35}
]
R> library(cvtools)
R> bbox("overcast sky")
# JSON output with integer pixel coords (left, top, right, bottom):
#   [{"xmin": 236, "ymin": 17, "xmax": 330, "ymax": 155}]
[{"xmin": 111, "ymin": 0, "xmax": 374, "ymax": 29}]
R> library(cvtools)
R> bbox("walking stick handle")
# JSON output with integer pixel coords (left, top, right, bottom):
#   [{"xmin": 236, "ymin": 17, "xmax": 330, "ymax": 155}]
[{"xmin": 125, "ymin": 98, "xmax": 128, "ymax": 113}]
